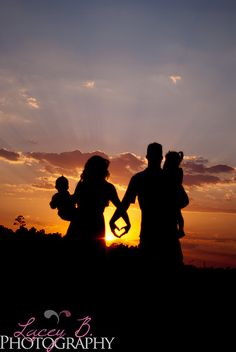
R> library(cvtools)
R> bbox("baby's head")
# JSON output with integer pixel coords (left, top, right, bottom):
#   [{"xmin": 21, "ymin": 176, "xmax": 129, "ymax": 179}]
[
  {"xmin": 55, "ymin": 176, "xmax": 69, "ymax": 192},
  {"xmin": 164, "ymin": 151, "xmax": 184, "ymax": 169}
]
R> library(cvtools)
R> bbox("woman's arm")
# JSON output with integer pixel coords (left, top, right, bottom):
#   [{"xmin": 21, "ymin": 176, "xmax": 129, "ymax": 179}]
[
  {"xmin": 109, "ymin": 186, "xmax": 131, "ymax": 237},
  {"xmin": 71, "ymin": 181, "xmax": 82, "ymax": 206}
]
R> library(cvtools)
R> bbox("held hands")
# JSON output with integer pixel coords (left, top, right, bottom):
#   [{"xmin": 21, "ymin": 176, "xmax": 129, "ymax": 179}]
[{"xmin": 110, "ymin": 221, "xmax": 131, "ymax": 238}]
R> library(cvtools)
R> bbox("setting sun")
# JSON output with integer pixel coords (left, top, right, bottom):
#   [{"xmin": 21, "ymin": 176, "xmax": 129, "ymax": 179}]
[{"xmin": 105, "ymin": 231, "xmax": 115, "ymax": 243}]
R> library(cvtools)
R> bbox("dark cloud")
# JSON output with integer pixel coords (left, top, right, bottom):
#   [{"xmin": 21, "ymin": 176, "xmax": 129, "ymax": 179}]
[
  {"xmin": 182, "ymin": 158, "xmax": 235, "ymax": 186},
  {"xmin": 184, "ymin": 174, "xmax": 220, "ymax": 186},
  {"xmin": 0, "ymin": 148, "xmax": 20, "ymax": 161},
  {"xmin": 110, "ymin": 153, "xmax": 145, "ymax": 185},
  {"xmin": 183, "ymin": 159, "xmax": 234, "ymax": 175},
  {"xmin": 207, "ymin": 165, "xmax": 234, "ymax": 173},
  {"xmin": 183, "ymin": 161, "xmax": 206, "ymax": 174},
  {"xmin": 1, "ymin": 148, "xmax": 235, "ymax": 188},
  {"xmin": 27, "ymin": 150, "xmax": 146, "ymax": 185},
  {"xmin": 27, "ymin": 150, "xmax": 108, "ymax": 170}
]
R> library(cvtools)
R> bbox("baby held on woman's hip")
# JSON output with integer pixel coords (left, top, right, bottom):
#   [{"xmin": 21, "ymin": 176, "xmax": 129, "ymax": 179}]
[{"xmin": 50, "ymin": 176, "xmax": 76, "ymax": 221}]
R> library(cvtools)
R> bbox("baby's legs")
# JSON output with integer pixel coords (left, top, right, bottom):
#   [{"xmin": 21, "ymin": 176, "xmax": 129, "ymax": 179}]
[{"xmin": 177, "ymin": 210, "xmax": 185, "ymax": 238}]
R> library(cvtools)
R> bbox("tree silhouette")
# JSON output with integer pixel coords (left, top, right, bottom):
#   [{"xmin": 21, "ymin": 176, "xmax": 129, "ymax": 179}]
[{"xmin": 13, "ymin": 215, "xmax": 26, "ymax": 228}]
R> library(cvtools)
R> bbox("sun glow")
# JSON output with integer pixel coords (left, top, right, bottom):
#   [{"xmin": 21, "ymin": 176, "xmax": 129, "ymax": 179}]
[{"xmin": 106, "ymin": 230, "xmax": 116, "ymax": 243}]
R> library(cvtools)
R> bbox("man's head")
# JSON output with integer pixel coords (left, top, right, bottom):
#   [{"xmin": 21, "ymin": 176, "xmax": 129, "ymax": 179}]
[{"xmin": 146, "ymin": 143, "xmax": 163, "ymax": 167}]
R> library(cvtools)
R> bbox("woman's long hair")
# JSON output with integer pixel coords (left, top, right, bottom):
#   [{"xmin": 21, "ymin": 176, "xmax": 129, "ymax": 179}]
[{"xmin": 80, "ymin": 155, "xmax": 110, "ymax": 183}]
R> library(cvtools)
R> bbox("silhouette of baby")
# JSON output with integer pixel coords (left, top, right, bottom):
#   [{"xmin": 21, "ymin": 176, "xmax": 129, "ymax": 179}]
[
  {"xmin": 50, "ymin": 176, "xmax": 76, "ymax": 221},
  {"xmin": 163, "ymin": 151, "xmax": 189, "ymax": 238}
]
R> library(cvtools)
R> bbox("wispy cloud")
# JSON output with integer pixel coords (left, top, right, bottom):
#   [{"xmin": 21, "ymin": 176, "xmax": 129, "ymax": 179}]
[
  {"xmin": 19, "ymin": 90, "xmax": 40, "ymax": 109},
  {"xmin": 169, "ymin": 75, "xmax": 182, "ymax": 85},
  {"xmin": 26, "ymin": 96, "xmax": 40, "ymax": 109},
  {"xmin": 0, "ymin": 110, "xmax": 31, "ymax": 124},
  {"xmin": 32, "ymin": 177, "xmax": 54, "ymax": 190},
  {"xmin": 0, "ymin": 74, "xmax": 40, "ymax": 126},
  {"xmin": 23, "ymin": 138, "xmax": 38, "ymax": 145},
  {"xmin": 82, "ymin": 80, "xmax": 95, "ymax": 89},
  {"xmin": 224, "ymin": 191, "xmax": 235, "ymax": 202},
  {"xmin": 64, "ymin": 80, "xmax": 96, "ymax": 92}
]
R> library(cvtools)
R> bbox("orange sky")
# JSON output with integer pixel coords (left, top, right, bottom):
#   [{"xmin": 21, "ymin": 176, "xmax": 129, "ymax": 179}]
[{"xmin": 0, "ymin": 149, "xmax": 236, "ymax": 268}]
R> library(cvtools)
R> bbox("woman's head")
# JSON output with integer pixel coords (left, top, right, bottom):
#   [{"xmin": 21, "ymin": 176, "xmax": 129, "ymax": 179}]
[
  {"xmin": 164, "ymin": 151, "xmax": 184, "ymax": 170},
  {"xmin": 81, "ymin": 155, "xmax": 110, "ymax": 182}
]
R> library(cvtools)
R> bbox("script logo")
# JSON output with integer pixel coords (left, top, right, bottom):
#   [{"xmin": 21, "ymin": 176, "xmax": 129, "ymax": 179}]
[{"xmin": 0, "ymin": 309, "xmax": 116, "ymax": 351}]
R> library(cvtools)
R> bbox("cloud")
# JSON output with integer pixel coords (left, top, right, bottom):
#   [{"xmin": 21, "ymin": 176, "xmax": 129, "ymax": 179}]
[
  {"xmin": 32, "ymin": 177, "xmax": 55, "ymax": 190},
  {"xmin": 1, "ymin": 147, "xmax": 236, "ymax": 216},
  {"xmin": 169, "ymin": 75, "xmax": 182, "ymax": 84},
  {"xmin": 19, "ymin": 89, "xmax": 40, "ymax": 109},
  {"xmin": 1, "ymin": 147, "xmax": 235, "ymax": 188},
  {"xmin": 224, "ymin": 191, "xmax": 235, "ymax": 202},
  {"xmin": 82, "ymin": 81, "xmax": 95, "ymax": 89},
  {"xmin": 25, "ymin": 150, "xmax": 146, "ymax": 187},
  {"xmin": 182, "ymin": 157, "xmax": 235, "ymax": 186},
  {"xmin": 24, "ymin": 138, "xmax": 38, "ymax": 145},
  {"xmin": 0, "ymin": 148, "xmax": 20, "ymax": 161},
  {"xmin": 183, "ymin": 160, "xmax": 206, "ymax": 174},
  {"xmin": 0, "ymin": 183, "xmax": 36, "ymax": 195},
  {"xmin": 0, "ymin": 73, "xmax": 40, "ymax": 126},
  {"xmin": 0, "ymin": 110, "xmax": 31, "ymax": 124},
  {"xmin": 110, "ymin": 153, "xmax": 146, "ymax": 185},
  {"xmin": 26, "ymin": 96, "xmax": 40, "ymax": 109},
  {"xmin": 184, "ymin": 174, "xmax": 220, "ymax": 186},
  {"xmin": 27, "ymin": 150, "xmax": 109, "ymax": 173},
  {"xmin": 207, "ymin": 165, "xmax": 234, "ymax": 174},
  {"xmin": 0, "ymin": 147, "xmax": 235, "ymax": 189}
]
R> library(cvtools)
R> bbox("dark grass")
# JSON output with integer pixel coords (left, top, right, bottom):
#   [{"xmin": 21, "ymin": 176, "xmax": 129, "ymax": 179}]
[{"xmin": 0, "ymin": 225, "xmax": 236, "ymax": 350}]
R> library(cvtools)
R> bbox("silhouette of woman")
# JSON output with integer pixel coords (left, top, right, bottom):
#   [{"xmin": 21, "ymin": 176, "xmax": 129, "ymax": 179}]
[{"xmin": 66, "ymin": 155, "xmax": 130, "ymax": 256}]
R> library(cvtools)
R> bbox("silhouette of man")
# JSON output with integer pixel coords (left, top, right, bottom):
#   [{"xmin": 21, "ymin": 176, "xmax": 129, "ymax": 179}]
[{"xmin": 110, "ymin": 142, "xmax": 183, "ymax": 267}]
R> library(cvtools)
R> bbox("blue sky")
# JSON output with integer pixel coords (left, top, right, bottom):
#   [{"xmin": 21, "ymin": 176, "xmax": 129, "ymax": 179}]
[{"xmin": 0, "ymin": 0, "xmax": 235, "ymax": 163}]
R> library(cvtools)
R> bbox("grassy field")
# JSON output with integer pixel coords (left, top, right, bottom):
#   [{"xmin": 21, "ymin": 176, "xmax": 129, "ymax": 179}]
[{"xmin": 0, "ymin": 225, "xmax": 236, "ymax": 350}]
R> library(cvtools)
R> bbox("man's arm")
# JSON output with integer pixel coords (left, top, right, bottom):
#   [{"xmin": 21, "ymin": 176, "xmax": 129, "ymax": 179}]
[
  {"xmin": 109, "ymin": 186, "xmax": 131, "ymax": 237},
  {"xmin": 109, "ymin": 176, "xmax": 137, "ymax": 235},
  {"xmin": 109, "ymin": 199, "xmax": 131, "ymax": 235},
  {"xmin": 109, "ymin": 197, "xmax": 131, "ymax": 225}
]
